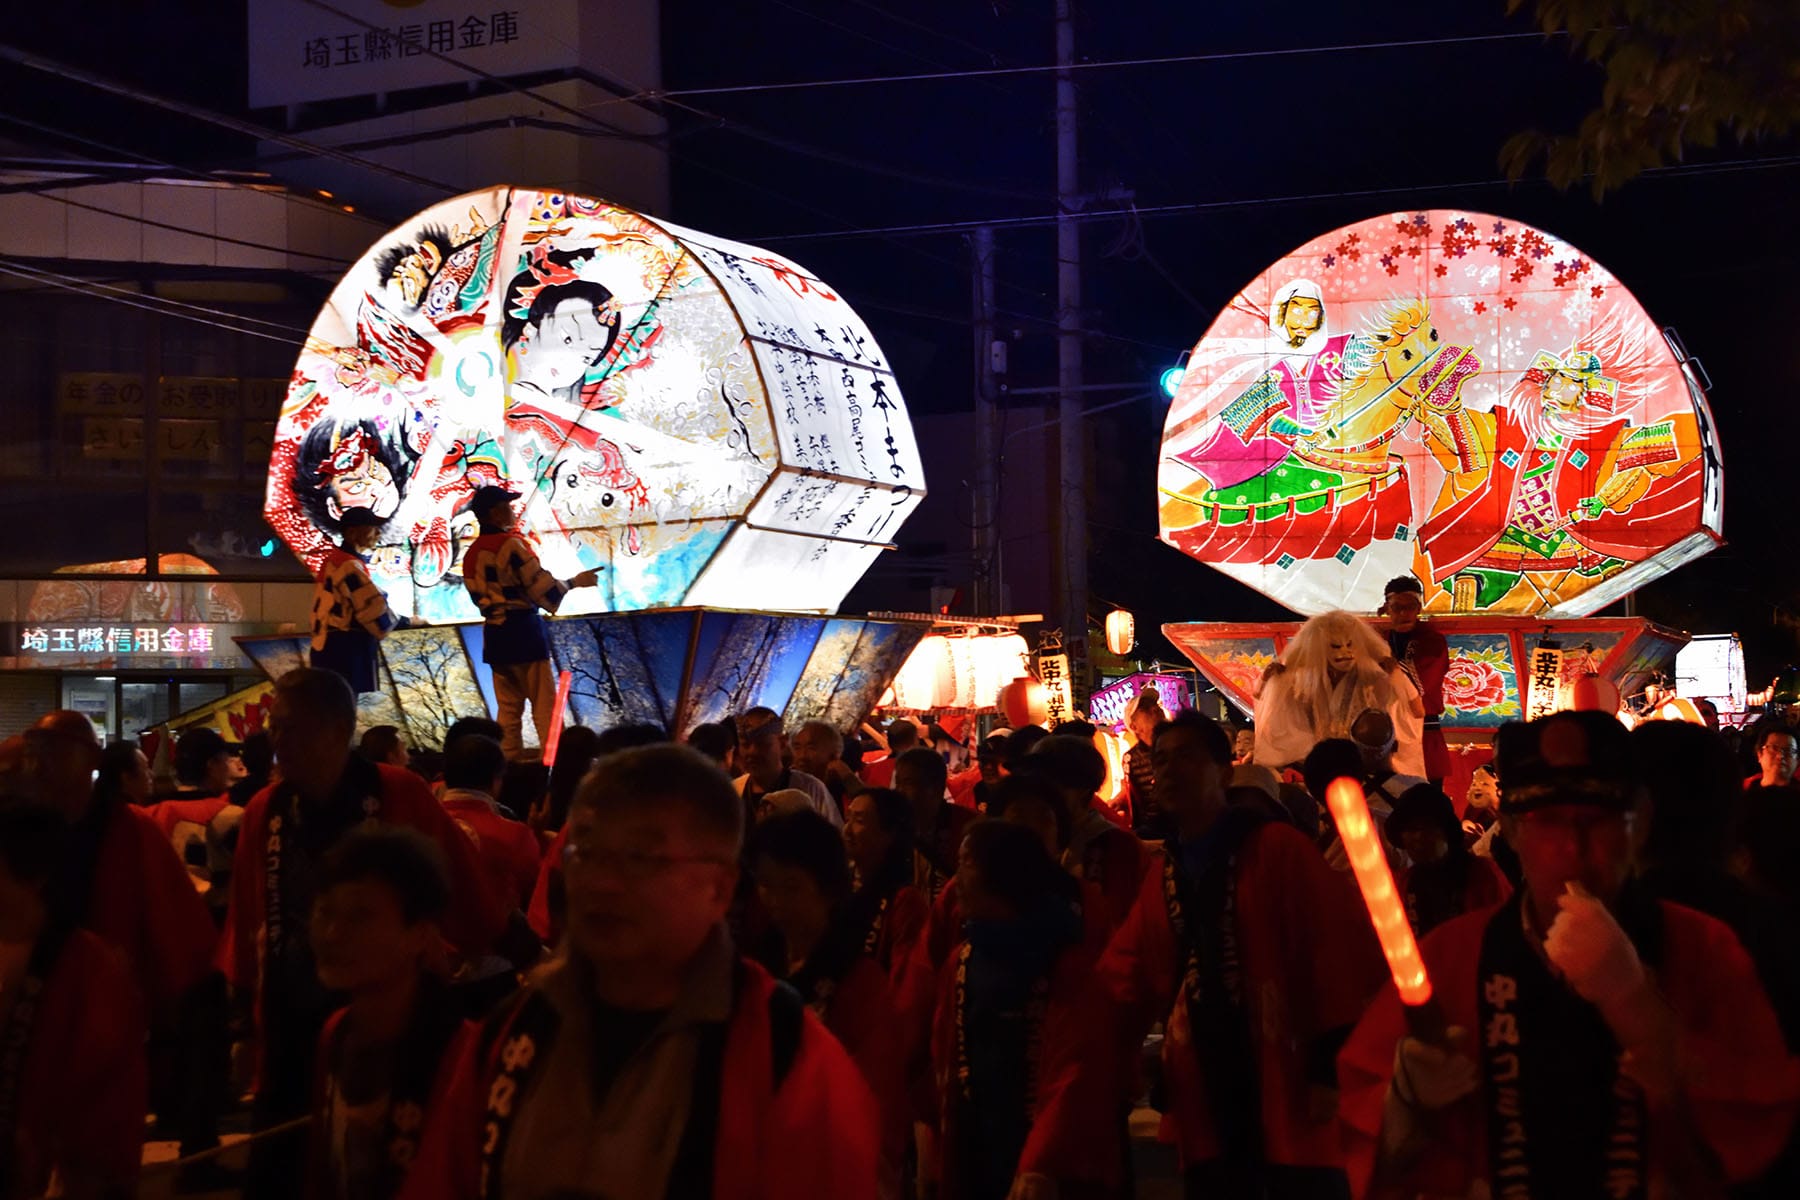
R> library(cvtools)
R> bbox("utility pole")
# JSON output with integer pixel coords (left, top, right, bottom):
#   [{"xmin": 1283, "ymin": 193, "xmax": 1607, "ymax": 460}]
[
  {"xmin": 1054, "ymin": 0, "xmax": 1089, "ymax": 693},
  {"xmin": 971, "ymin": 225, "xmax": 999, "ymax": 614}
]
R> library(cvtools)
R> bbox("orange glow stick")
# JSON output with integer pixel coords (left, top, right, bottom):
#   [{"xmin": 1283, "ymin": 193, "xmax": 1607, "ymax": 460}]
[
  {"xmin": 541, "ymin": 670, "xmax": 574, "ymax": 766},
  {"xmin": 1325, "ymin": 777, "xmax": 1443, "ymax": 1036}
]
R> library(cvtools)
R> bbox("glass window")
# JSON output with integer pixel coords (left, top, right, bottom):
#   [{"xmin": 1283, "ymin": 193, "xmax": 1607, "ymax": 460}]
[{"xmin": 120, "ymin": 680, "xmax": 172, "ymax": 743}]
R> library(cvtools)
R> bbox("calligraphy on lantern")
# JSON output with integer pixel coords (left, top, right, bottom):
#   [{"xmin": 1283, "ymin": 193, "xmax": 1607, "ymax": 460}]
[{"xmin": 18, "ymin": 626, "xmax": 217, "ymax": 655}]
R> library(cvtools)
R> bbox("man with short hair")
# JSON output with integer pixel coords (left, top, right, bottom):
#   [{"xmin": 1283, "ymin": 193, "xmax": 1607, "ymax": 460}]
[
  {"xmin": 441, "ymin": 734, "xmax": 542, "ymax": 907},
  {"xmin": 223, "ymin": 669, "xmax": 519, "ymax": 1200},
  {"xmin": 399, "ymin": 744, "xmax": 880, "ymax": 1199},
  {"xmin": 1749, "ymin": 725, "xmax": 1799, "ymax": 792},
  {"xmin": 790, "ymin": 719, "xmax": 859, "ymax": 815},
  {"xmin": 1338, "ymin": 711, "xmax": 1800, "ymax": 1196},
  {"xmin": 1100, "ymin": 711, "xmax": 1385, "ymax": 1196},
  {"xmin": 461, "ymin": 484, "xmax": 599, "ymax": 758},
  {"xmin": 860, "ymin": 716, "xmax": 919, "ymax": 790},
  {"xmin": 733, "ymin": 707, "xmax": 841, "ymax": 830},
  {"xmin": 894, "ymin": 745, "xmax": 968, "ymax": 902},
  {"xmin": 1378, "ymin": 575, "xmax": 1449, "ymax": 783}
]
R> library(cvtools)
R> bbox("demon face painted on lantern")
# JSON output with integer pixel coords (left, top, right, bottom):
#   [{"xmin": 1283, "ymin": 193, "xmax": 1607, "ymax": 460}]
[{"xmin": 293, "ymin": 419, "xmax": 407, "ymax": 535}]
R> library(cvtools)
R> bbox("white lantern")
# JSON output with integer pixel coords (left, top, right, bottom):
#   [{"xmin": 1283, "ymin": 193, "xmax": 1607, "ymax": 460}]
[
  {"xmin": 890, "ymin": 635, "xmax": 953, "ymax": 711},
  {"xmin": 975, "ymin": 634, "xmax": 1031, "ymax": 709},
  {"xmin": 1105, "ymin": 610, "xmax": 1136, "ymax": 656}
]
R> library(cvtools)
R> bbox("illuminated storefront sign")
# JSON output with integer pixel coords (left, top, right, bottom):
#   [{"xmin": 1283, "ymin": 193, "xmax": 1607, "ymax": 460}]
[{"xmin": 17, "ymin": 625, "xmax": 218, "ymax": 655}]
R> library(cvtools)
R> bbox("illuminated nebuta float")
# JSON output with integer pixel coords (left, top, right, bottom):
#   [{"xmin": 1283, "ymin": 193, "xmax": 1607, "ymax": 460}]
[
  {"xmin": 251, "ymin": 187, "xmax": 930, "ymax": 745},
  {"xmin": 1157, "ymin": 210, "xmax": 1723, "ymax": 785}
]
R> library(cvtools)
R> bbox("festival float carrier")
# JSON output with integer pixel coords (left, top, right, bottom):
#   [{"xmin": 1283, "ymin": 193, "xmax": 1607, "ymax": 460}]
[
  {"xmin": 1156, "ymin": 210, "xmax": 1723, "ymax": 786},
  {"xmin": 232, "ymin": 186, "xmax": 929, "ymax": 748}
]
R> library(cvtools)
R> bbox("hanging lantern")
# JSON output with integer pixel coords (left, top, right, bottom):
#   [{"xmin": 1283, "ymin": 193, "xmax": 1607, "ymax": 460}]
[
  {"xmin": 975, "ymin": 634, "xmax": 1031, "ymax": 709},
  {"xmin": 891, "ymin": 635, "xmax": 954, "ymax": 711},
  {"xmin": 999, "ymin": 674, "xmax": 1050, "ymax": 728},
  {"xmin": 1105, "ymin": 610, "xmax": 1136, "ymax": 657},
  {"xmin": 1568, "ymin": 673, "xmax": 1621, "ymax": 714}
]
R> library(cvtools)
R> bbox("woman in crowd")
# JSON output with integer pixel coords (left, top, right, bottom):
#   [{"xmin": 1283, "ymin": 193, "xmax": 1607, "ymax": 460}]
[{"xmin": 842, "ymin": 786, "xmax": 929, "ymax": 984}]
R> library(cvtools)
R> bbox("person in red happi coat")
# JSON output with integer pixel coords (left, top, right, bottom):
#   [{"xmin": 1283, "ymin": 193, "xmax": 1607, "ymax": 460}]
[
  {"xmin": 0, "ymin": 802, "xmax": 147, "ymax": 1200},
  {"xmin": 1098, "ymin": 711, "xmax": 1385, "ymax": 1198}
]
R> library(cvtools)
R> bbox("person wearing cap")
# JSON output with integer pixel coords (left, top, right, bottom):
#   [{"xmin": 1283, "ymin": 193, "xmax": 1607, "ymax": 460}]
[
  {"xmin": 733, "ymin": 707, "xmax": 841, "ymax": 830},
  {"xmin": 462, "ymin": 484, "xmax": 599, "ymax": 758},
  {"xmin": 311, "ymin": 505, "xmax": 402, "ymax": 695},
  {"xmin": 1338, "ymin": 711, "xmax": 1800, "ymax": 1198}
]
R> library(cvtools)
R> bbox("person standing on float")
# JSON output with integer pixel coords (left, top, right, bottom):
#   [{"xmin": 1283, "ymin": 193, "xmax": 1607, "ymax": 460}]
[
  {"xmin": 310, "ymin": 506, "xmax": 401, "ymax": 694},
  {"xmin": 461, "ymin": 484, "xmax": 598, "ymax": 758}
]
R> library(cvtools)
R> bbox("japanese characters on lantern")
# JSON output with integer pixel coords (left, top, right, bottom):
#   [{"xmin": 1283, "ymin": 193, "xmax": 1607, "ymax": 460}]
[{"xmin": 1158, "ymin": 210, "xmax": 1722, "ymax": 617}]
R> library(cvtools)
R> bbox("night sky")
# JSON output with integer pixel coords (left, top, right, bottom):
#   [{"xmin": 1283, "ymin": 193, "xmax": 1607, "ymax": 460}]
[{"xmin": 6, "ymin": 1, "xmax": 1798, "ymax": 678}]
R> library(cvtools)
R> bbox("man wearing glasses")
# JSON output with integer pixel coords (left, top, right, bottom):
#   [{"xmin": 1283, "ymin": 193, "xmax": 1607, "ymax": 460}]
[{"xmin": 401, "ymin": 743, "xmax": 879, "ymax": 1199}]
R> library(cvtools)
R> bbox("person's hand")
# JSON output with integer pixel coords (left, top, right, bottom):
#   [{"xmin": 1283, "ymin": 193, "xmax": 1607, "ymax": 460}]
[
  {"xmin": 569, "ymin": 568, "xmax": 600, "ymax": 589},
  {"xmin": 1006, "ymin": 1173, "xmax": 1057, "ymax": 1200},
  {"xmin": 527, "ymin": 793, "xmax": 554, "ymax": 836},
  {"xmin": 1392, "ymin": 1027, "xmax": 1478, "ymax": 1111},
  {"xmin": 1543, "ymin": 881, "xmax": 1647, "ymax": 1014},
  {"xmin": 1378, "ymin": 655, "xmax": 1399, "ymax": 674},
  {"xmin": 1261, "ymin": 661, "xmax": 1287, "ymax": 683}
]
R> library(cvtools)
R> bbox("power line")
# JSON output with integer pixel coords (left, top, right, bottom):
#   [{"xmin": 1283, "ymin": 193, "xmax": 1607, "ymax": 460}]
[
  {"xmin": 754, "ymin": 152, "xmax": 1800, "ymax": 243},
  {"xmin": 586, "ymin": 29, "xmax": 1563, "ymax": 105},
  {"xmin": 0, "ymin": 257, "xmax": 314, "ymax": 336},
  {"xmin": 0, "ymin": 260, "xmax": 304, "ymax": 344}
]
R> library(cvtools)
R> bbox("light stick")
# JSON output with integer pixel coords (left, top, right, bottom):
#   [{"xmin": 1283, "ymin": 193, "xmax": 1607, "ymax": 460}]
[
  {"xmin": 541, "ymin": 670, "xmax": 573, "ymax": 766},
  {"xmin": 1325, "ymin": 777, "xmax": 1444, "ymax": 1041}
]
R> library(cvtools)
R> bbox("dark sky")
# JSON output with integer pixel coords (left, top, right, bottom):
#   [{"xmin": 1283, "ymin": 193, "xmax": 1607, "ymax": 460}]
[{"xmin": 6, "ymin": 1, "xmax": 1799, "ymax": 678}]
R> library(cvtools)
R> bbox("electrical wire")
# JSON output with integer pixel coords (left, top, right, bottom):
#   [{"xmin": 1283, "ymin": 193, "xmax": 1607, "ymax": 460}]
[
  {"xmin": 583, "ymin": 30, "xmax": 1565, "ymax": 105},
  {"xmin": 0, "ymin": 261, "xmax": 304, "ymax": 345},
  {"xmin": 0, "ymin": 257, "xmax": 315, "ymax": 336}
]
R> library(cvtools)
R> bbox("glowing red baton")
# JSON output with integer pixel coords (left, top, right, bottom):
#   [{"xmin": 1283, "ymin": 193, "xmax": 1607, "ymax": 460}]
[
  {"xmin": 1325, "ymin": 777, "xmax": 1445, "ymax": 1040},
  {"xmin": 541, "ymin": 670, "xmax": 574, "ymax": 766}
]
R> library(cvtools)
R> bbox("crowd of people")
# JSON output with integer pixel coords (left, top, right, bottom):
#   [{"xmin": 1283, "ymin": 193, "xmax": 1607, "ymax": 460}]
[{"xmin": 3, "ymin": 614, "xmax": 1800, "ymax": 1199}]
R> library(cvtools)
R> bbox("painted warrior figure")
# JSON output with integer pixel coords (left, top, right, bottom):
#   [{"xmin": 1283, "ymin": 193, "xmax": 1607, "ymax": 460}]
[{"xmin": 1417, "ymin": 317, "xmax": 1703, "ymax": 612}]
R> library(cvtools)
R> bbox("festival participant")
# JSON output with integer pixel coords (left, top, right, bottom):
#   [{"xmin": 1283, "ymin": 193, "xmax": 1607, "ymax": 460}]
[
  {"xmin": 534, "ymin": 724, "xmax": 602, "ymax": 835},
  {"xmin": 0, "ymin": 803, "xmax": 147, "ymax": 1200},
  {"xmin": 1303, "ymin": 737, "xmax": 1406, "ymax": 876},
  {"xmin": 399, "ymin": 744, "xmax": 879, "ymax": 1200},
  {"xmin": 461, "ymin": 484, "xmax": 599, "ymax": 758},
  {"xmin": 311, "ymin": 507, "xmax": 401, "ymax": 695},
  {"xmin": 230, "ymin": 730, "xmax": 277, "ymax": 806},
  {"xmin": 147, "ymin": 729, "xmax": 242, "ymax": 875},
  {"xmin": 308, "ymin": 829, "xmax": 473, "ymax": 1200},
  {"xmin": 928, "ymin": 819, "xmax": 1118, "ymax": 1200},
  {"xmin": 1254, "ymin": 610, "xmax": 1424, "ymax": 776},
  {"xmin": 1748, "ymin": 725, "xmax": 1799, "ymax": 793},
  {"xmin": 1016, "ymin": 735, "xmax": 1149, "ymax": 932},
  {"xmin": 751, "ymin": 810, "xmax": 908, "ymax": 1197},
  {"xmin": 792, "ymin": 719, "xmax": 862, "ymax": 816},
  {"xmin": 897, "ymin": 745, "xmax": 971, "ymax": 903},
  {"xmin": 735, "ymin": 707, "xmax": 841, "ymax": 829},
  {"xmin": 1378, "ymin": 576, "xmax": 1449, "ymax": 784},
  {"xmin": 1338, "ymin": 711, "xmax": 1800, "ymax": 1197},
  {"xmin": 1122, "ymin": 689, "xmax": 1168, "ymax": 839},
  {"xmin": 223, "ymin": 670, "xmax": 516, "ymax": 1200},
  {"xmin": 358, "ymin": 725, "xmax": 409, "ymax": 769},
  {"xmin": 1231, "ymin": 726, "xmax": 1256, "ymax": 766},
  {"xmin": 23, "ymin": 710, "xmax": 227, "ymax": 1179},
  {"xmin": 842, "ymin": 786, "xmax": 929, "ymax": 983},
  {"xmin": 1386, "ymin": 783, "xmax": 1511, "ymax": 938},
  {"xmin": 1099, "ymin": 710, "xmax": 1385, "ymax": 1196},
  {"xmin": 439, "ymin": 735, "xmax": 542, "ymax": 908}
]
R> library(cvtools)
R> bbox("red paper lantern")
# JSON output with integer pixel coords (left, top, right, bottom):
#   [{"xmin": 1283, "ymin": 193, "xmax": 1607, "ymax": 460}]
[
  {"xmin": 1568, "ymin": 673, "xmax": 1620, "ymax": 714},
  {"xmin": 999, "ymin": 674, "xmax": 1050, "ymax": 728}
]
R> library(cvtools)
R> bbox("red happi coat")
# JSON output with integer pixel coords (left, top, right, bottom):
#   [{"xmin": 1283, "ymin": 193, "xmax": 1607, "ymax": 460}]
[
  {"xmin": 819, "ymin": 955, "xmax": 911, "ymax": 1192},
  {"xmin": 1394, "ymin": 622, "xmax": 1451, "ymax": 783},
  {"xmin": 397, "ymin": 958, "xmax": 880, "ymax": 1200},
  {"xmin": 866, "ymin": 882, "xmax": 930, "ymax": 987},
  {"xmin": 219, "ymin": 766, "xmax": 509, "ymax": 1079},
  {"xmin": 1336, "ymin": 900, "xmax": 1800, "ymax": 1198},
  {"xmin": 86, "ymin": 802, "xmax": 218, "ymax": 1027},
  {"xmin": 1066, "ymin": 808, "xmax": 1151, "ymax": 934},
  {"xmin": 527, "ymin": 825, "xmax": 568, "ymax": 944},
  {"xmin": 928, "ymin": 938, "xmax": 1120, "ymax": 1199},
  {"xmin": 1097, "ymin": 828, "xmax": 1386, "ymax": 1169},
  {"xmin": 441, "ymin": 792, "xmax": 543, "ymax": 909},
  {"xmin": 5, "ymin": 930, "xmax": 147, "ymax": 1200}
]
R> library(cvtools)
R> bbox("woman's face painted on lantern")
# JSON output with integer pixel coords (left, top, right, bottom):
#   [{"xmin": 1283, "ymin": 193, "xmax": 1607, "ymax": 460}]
[{"xmin": 514, "ymin": 297, "xmax": 614, "ymax": 391}]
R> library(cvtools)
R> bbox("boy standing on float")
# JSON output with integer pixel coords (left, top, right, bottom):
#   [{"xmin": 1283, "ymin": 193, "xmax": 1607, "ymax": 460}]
[{"xmin": 461, "ymin": 484, "xmax": 598, "ymax": 758}]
